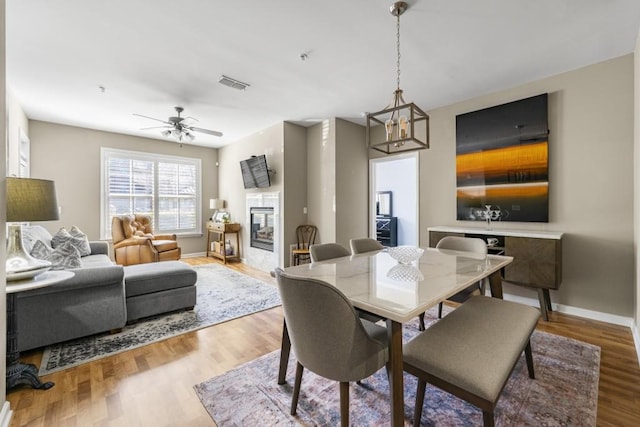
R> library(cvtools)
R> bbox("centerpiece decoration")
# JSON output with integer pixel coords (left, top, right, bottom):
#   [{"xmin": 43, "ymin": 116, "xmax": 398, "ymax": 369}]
[{"xmin": 387, "ymin": 245, "xmax": 424, "ymax": 264}]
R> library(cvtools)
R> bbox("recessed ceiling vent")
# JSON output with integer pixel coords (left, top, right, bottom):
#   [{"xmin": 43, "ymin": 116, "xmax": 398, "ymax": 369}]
[{"xmin": 218, "ymin": 75, "xmax": 250, "ymax": 91}]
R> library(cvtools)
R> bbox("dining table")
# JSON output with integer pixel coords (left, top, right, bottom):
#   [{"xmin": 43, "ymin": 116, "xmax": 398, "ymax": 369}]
[{"xmin": 278, "ymin": 245, "xmax": 513, "ymax": 426}]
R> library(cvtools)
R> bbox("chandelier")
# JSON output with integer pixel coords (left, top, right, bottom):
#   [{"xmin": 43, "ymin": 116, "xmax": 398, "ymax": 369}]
[{"xmin": 367, "ymin": 1, "xmax": 429, "ymax": 154}]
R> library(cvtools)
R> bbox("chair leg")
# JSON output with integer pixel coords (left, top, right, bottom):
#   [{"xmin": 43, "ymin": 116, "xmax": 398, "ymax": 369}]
[
  {"xmin": 438, "ymin": 302, "xmax": 444, "ymax": 319},
  {"xmin": 291, "ymin": 362, "xmax": 304, "ymax": 415},
  {"xmin": 418, "ymin": 312, "xmax": 426, "ymax": 331},
  {"xmin": 339, "ymin": 382, "xmax": 349, "ymax": 427},
  {"xmin": 482, "ymin": 410, "xmax": 495, "ymax": 427},
  {"xmin": 524, "ymin": 340, "xmax": 535, "ymax": 379},
  {"xmin": 414, "ymin": 378, "xmax": 427, "ymax": 427}
]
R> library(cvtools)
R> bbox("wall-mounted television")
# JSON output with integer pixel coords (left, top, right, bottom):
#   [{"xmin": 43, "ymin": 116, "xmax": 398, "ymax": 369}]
[
  {"xmin": 456, "ymin": 93, "xmax": 549, "ymax": 223},
  {"xmin": 240, "ymin": 155, "xmax": 271, "ymax": 189}
]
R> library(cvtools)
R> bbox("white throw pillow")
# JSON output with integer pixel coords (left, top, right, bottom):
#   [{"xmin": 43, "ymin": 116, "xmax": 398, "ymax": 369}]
[
  {"xmin": 52, "ymin": 227, "xmax": 91, "ymax": 256},
  {"xmin": 30, "ymin": 240, "xmax": 82, "ymax": 270},
  {"xmin": 20, "ymin": 225, "xmax": 54, "ymax": 254}
]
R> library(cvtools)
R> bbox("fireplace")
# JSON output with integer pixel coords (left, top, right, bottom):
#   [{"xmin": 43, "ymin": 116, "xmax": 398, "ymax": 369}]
[{"xmin": 250, "ymin": 207, "xmax": 274, "ymax": 252}]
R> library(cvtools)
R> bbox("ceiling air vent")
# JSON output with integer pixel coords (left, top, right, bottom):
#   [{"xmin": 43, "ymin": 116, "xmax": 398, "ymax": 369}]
[{"xmin": 218, "ymin": 75, "xmax": 250, "ymax": 91}]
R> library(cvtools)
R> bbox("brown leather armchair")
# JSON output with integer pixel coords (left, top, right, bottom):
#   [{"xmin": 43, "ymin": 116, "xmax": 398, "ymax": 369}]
[{"xmin": 111, "ymin": 214, "xmax": 181, "ymax": 266}]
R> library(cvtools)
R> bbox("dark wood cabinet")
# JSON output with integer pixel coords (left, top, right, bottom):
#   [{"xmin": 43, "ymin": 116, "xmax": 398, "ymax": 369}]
[
  {"xmin": 428, "ymin": 226, "xmax": 563, "ymax": 320},
  {"xmin": 376, "ymin": 217, "xmax": 397, "ymax": 247}
]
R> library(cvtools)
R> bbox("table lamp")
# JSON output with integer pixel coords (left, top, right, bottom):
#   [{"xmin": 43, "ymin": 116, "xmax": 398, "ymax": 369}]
[
  {"xmin": 209, "ymin": 198, "xmax": 224, "ymax": 221},
  {"xmin": 6, "ymin": 177, "xmax": 59, "ymax": 281}
]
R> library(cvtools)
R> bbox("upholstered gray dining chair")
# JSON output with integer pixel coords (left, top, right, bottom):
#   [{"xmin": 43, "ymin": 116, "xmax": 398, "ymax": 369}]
[
  {"xmin": 274, "ymin": 268, "xmax": 390, "ymax": 427},
  {"xmin": 309, "ymin": 242, "xmax": 350, "ymax": 262},
  {"xmin": 350, "ymin": 237, "xmax": 384, "ymax": 254},
  {"xmin": 309, "ymin": 241, "xmax": 383, "ymax": 323},
  {"xmin": 434, "ymin": 236, "xmax": 488, "ymax": 318}
]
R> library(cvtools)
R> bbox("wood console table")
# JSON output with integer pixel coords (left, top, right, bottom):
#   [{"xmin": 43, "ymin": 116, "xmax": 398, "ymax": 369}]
[
  {"xmin": 206, "ymin": 222, "xmax": 241, "ymax": 264},
  {"xmin": 428, "ymin": 226, "xmax": 563, "ymax": 320}
]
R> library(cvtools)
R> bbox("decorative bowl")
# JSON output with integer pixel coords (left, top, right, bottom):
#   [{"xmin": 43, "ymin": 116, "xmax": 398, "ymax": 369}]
[
  {"xmin": 387, "ymin": 246, "xmax": 424, "ymax": 264},
  {"xmin": 386, "ymin": 264, "xmax": 424, "ymax": 282}
]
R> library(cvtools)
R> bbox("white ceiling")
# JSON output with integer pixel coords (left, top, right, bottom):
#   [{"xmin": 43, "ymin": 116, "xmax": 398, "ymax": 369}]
[{"xmin": 7, "ymin": 0, "xmax": 640, "ymax": 148}]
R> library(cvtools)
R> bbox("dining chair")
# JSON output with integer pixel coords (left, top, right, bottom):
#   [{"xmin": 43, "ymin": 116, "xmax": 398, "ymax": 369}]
[
  {"xmin": 309, "ymin": 242, "xmax": 350, "ymax": 262},
  {"xmin": 274, "ymin": 268, "xmax": 390, "ymax": 427},
  {"xmin": 292, "ymin": 225, "xmax": 318, "ymax": 266},
  {"xmin": 432, "ymin": 236, "xmax": 488, "ymax": 319},
  {"xmin": 349, "ymin": 237, "xmax": 384, "ymax": 254},
  {"xmin": 311, "ymin": 242, "xmax": 384, "ymax": 323}
]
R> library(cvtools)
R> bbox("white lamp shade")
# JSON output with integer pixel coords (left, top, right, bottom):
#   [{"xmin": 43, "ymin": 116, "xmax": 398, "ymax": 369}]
[{"xmin": 209, "ymin": 199, "xmax": 224, "ymax": 210}]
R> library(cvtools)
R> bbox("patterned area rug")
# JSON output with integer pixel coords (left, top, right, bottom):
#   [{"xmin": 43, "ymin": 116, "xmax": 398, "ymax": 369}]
[
  {"xmin": 39, "ymin": 263, "xmax": 281, "ymax": 375},
  {"xmin": 194, "ymin": 308, "xmax": 600, "ymax": 426}
]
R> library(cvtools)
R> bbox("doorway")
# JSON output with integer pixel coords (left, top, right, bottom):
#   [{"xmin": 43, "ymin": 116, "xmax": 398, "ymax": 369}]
[{"xmin": 369, "ymin": 153, "xmax": 419, "ymax": 246}]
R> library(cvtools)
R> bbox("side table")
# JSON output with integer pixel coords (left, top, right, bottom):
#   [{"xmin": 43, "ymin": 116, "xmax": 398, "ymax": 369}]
[
  {"xmin": 206, "ymin": 222, "xmax": 241, "ymax": 264},
  {"xmin": 6, "ymin": 270, "xmax": 74, "ymax": 391}
]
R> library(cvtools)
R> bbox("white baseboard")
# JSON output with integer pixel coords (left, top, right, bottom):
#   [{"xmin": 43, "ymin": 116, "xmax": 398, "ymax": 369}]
[
  {"xmin": 502, "ymin": 293, "xmax": 635, "ymax": 327},
  {"xmin": 0, "ymin": 402, "xmax": 12, "ymax": 427},
  {"xmin": 632, "ymin": 322, "xmax": 640, "ymax": 368}
]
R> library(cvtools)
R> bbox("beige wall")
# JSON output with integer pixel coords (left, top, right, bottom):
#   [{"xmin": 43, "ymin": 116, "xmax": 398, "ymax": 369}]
[
  {"xmin": 307, "ymin": 120, "xmax": 336, "ymax": 244},
  {"xmin": 28, "ymin": 121, "xmax": 219, "ymax": 256},
  {"xmin": 306, "ymin": 118, "xmax": 369, "ymax": 247},
  {"xmin": 335, "ymin": 118, "xmax": 368, "ymax": 248},
  {"xmin": 422, "ymin": 55, "xmax": 635, "ymax": 317},
  {"xmin": 282, "ymin": 122, "xmax": 308, "ymax": 264}
]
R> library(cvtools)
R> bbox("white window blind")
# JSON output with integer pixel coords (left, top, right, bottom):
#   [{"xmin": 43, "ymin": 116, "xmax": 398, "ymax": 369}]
[{"xmin": 101, "ymin": 148, "xmax": 201, "ymax": 239}]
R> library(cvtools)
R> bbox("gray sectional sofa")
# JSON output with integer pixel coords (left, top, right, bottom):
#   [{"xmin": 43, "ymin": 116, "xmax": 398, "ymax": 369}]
[
  {"xmin": 16, "ymin": 226, "xmax": 196, "ymax": 352},
  {"xmin": 17, "ymin": 228, "xmax": 126, "ymax": 352}
]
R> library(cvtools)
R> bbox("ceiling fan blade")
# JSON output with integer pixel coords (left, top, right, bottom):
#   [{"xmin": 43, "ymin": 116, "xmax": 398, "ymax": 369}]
[
  {"xmin": 141, "ymin": 125, "xmax": 171, "ymax": 130},
  {"xmin": 192, "ymin": 127, "xmax": 223, "ymax": 137},
  {"xmin": 133, "ymin": 113, "xmax": 171, "ymax": 125}
]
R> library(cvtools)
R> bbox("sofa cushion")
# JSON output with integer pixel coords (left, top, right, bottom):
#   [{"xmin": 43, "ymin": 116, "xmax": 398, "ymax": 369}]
[
  {"xmin": 124, "ymin": 261, "xmax": 196, "ymax": 297},
  {"xmin": 80, "ymin": 253, "xmax": 115, "ymax": 268},
  {"xmin": 30, "ymin": 240, "xmax": 82, "ymax": 270},
  {"xmin": 52, "ymin": 227, "xmax": 91, "ymax": 256},
  {"xmin": 152, "ymin": 239, "xmax": 179, "ymax": 252}
]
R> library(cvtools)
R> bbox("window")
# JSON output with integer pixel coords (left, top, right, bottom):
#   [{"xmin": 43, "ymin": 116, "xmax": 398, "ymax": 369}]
[{"xmin": 101, "ymin": 148, "xmax": 201, "ymax": 239}]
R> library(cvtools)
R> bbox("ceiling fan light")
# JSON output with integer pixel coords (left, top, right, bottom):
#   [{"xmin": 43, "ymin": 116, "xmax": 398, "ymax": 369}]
[{"xmin": 161, "ymin": 129, "xmax": 171, "ymax": 137}]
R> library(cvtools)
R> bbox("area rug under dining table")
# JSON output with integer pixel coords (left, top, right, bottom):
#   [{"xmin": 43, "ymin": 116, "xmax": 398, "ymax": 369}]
[
  {"xmin": 39, "ymin": 263, "xmax": 281, "ymax": 375},
  {"xmin": 194, "ymin": 308, "xmax": 600, "ymax": 426}
]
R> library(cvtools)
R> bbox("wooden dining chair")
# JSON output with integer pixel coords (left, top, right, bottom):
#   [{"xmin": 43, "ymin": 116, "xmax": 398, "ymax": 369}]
[
  {"xmin": 309, "ymin": 242, "xmax": 350, "ymax": 263},
  {"xmin": 292, "ymin": 225, "xmax": 318, "ymax": 265},
  {"xmin": 274, "ymin": 268, "xmax": 389, "ymax": 427},
  {"xmin": 350, "ymin": 237, "xmax": 384, "ymax": 254}
]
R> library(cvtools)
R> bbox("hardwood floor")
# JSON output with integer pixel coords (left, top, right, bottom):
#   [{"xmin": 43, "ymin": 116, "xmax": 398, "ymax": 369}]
[{"xmin": 7, "ymin": 257, "xmax": 640, "ymax": 426}]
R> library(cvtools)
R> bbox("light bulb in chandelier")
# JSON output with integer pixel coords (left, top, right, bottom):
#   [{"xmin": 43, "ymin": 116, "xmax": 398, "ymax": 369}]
[
  {"xmin": 385, "ymin": 118, "xmax": 395, "ymax": 141},
  {"xmin": 399, "ymin": 116, "xmax": 408, "ymax": 139}
]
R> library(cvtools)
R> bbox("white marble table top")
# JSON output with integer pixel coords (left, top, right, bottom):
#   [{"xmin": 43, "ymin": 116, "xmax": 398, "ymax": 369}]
[{"xmin": 282, "ymin": 247, "xmax": 513, "ymax": 323}]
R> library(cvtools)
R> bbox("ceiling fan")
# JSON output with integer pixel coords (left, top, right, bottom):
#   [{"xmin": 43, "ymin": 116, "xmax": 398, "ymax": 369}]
[{"xmin": 134, "ymin": 106, "xmax": 223, "ymax": 143}]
